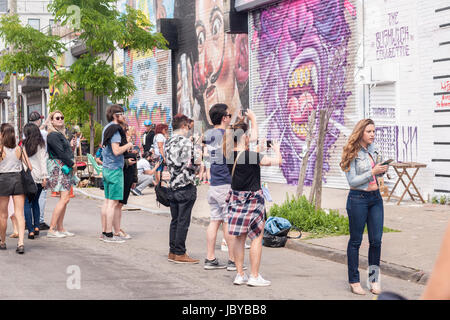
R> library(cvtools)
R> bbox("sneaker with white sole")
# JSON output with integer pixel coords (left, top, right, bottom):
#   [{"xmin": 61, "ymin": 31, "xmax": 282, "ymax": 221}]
[
  {"xmin": 247, "ymin": 274, "xmax": 271, "ymax": 287},
  {"xmin": 60, "ymin": 231, "xmax": 75, "ymax": 237},
  {"xmin": 47, "ymin": 231, "xmax": 67, "ymax": 238},
  {"xmin": 204, "ymin": 258, "xmax": 227, "ymax": 270},
  {"xmin": 233, "ymin": 273, "xmax": 249, "ymax": 285},
  {"xmin": 227, "ymin": 260, "xmax": 247, "ymax": 271},
  {"xmin": 102, "ymin": 235, "xmax": 125, "ymax": 243}
]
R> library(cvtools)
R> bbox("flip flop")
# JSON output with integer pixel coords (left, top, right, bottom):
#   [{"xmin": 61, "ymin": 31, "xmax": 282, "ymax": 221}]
[{"xmin": 9, "ymin": 233, "xmax": 19, "ymax": 238}]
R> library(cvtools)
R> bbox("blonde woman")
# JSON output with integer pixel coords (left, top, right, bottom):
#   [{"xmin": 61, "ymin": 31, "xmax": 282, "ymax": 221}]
[
  {"xmin": 46, "ymin": 110, "xmax": 79, "ymax": 238},
  {"xmin": 340, "ymin": 119, "xmax": 388, "ymax": 295}
]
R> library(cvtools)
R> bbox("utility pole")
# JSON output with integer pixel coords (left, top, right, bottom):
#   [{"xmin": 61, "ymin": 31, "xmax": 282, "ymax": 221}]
[{"xmin": 8, "ymin": 0, "xmax": 18, "ymax": 136}]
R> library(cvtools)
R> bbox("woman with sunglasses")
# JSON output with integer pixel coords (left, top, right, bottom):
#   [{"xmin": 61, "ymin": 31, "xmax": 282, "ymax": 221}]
[{"xmin": 46, "ymin": 110, "xmax": 79, "ymax": 238}]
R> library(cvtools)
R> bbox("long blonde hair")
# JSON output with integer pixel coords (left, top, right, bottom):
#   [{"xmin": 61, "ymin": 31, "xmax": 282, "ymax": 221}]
[
  {"xmin": 47, "ymin": 110, "xmax": 66, "ymax": 136},
  {"xmin": 340, "ymin": 119, "xmax": 375, "ymax": 172}
]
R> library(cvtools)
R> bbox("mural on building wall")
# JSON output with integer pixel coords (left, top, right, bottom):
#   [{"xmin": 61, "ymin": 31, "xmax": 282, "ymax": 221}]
[
  {"xmin": 251, "ymin": 0, "xmax": 355, "ymax": 185},
  {"xmin": 118, "ymin": 0, "xmax": 174, "ymax": 148},
  {"xmin": 173, "ymin": 0, "xmax": 249, "ymax": 126}
]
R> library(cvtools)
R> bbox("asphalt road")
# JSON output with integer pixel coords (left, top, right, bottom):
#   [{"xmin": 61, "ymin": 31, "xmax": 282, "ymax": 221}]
[{"xmin": 0, "ymin": 194, "xmax": 424, "ymax": 300}]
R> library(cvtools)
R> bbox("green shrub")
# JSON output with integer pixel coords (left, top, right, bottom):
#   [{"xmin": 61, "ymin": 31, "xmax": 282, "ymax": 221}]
[
  {"xmin": 432, "ymin": 196, "xmax": 439, "ymax": 204},
  {"xmin": 269, "ymin": 195, "xmax": 398, "ymax": 238},
  {"xmin": 440, "ymin": 195, "xmax": 447, "ymax": 205}
]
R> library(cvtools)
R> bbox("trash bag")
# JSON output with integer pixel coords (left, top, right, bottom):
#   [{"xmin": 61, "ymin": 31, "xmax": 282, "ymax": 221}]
[{"xmin": 263, "ymin": 216, "xmax": 302, "ymax": 248}]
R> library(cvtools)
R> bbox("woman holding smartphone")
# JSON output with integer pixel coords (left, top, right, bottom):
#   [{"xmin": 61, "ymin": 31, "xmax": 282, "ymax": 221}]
[{"xmin": 340, "ymin": 119, "xmax": 388, "ymax": 295}]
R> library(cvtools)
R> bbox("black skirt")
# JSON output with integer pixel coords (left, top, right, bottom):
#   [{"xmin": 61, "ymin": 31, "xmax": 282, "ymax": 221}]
[{"xmin": 0, "ymin": 172, "xmax": 24, "ymax": 196}]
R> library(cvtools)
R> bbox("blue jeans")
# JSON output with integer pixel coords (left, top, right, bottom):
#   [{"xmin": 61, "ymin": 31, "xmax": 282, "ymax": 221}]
[
  {"xmin": 24, "ymin": 184, "xmax": 43, "ymax": 233},
  {"xmin": 346, "ymin": 189, "xmax": 384, "ymax": 284}
]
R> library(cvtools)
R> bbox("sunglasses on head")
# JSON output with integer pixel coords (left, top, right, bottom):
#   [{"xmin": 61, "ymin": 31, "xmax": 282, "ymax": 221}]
[
  {"xmin": 115, "ymin": 112, "xmax": 124, "ymax": 116},
  {"xmin": 54, "ymin": 116, "xmax": 64, "ymax": 120},
  {"xmin": 225, "ymin": 114, "xmax": 232, "ymax": 118}
]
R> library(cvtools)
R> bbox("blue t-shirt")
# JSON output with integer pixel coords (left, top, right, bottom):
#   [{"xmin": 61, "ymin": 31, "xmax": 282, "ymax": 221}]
[
  {"xmin": 101, "ymin": 122, "xmax": 124, "ymax": 170},
  {"xmin": 205, "ymin": 128, "xmax": 231, "ymax": 186}
]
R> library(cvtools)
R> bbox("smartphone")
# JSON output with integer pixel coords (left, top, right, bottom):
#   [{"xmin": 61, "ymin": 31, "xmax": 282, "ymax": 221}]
[
  {"xmin": 266, "ymin": 140, "xmax": 272, "ymax": 148},
  {"xmin": 381, "ymin": 159, "xmax": 394, "ymax": 166},
  {"xmin": 240, "ymin": 109, "xmax": 246, "ymax": 117}
]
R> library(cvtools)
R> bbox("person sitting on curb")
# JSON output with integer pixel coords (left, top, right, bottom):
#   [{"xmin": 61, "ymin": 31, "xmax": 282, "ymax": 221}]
[{"xmin": 131, "ymin": 151, "xmax": 161, "ymax": 196}]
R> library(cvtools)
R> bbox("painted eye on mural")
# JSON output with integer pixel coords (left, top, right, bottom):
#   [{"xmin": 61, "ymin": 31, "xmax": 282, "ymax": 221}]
[
  {"xmin": 211, "ymin": 16, "xmax": 222, "ymax": 39},
  {"xmin": 197, "ymin": 29, "xmax": 206, "ymax": 47}
]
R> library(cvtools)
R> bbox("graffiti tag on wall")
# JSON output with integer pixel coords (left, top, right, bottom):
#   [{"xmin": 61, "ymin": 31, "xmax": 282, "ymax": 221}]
[
  {"xmin": 251, "ymin": 0, "xmax": 355, "ymax": 185},
  {"xmin": 376, "ymin": 125, "xmax": 418, "ymax": 162},
  {"xmin": 437, "ymin": 81, "xmax": 450, "ymax": 108},
  {"xmin": 375, "ymin": 11, "xmax": 412, "ymax": 60}
]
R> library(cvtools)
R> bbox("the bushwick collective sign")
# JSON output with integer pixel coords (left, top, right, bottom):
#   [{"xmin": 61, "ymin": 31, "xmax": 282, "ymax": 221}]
[
  {"xmin": 375, "ymin": 11, "xmax": 412, "ymax": 60},
  {"xmin": 234, "ymin": 0, "xmax": 279, "ymax": 12}
]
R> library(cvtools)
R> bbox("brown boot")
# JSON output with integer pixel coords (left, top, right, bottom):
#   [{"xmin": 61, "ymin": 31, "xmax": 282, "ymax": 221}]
[
  {"xmin": 168, "ymin": 252, "xmax": 176, "ymax": 262},
  {"xmin": 174, "ymin": 253, "xmax": 199, "ymax": 264}
]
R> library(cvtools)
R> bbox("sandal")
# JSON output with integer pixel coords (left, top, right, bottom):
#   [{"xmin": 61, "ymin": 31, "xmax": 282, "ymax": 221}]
[
  {"xmin": 16, "ymin": 245, "xmax": 24, "ymax": 254},
  {"xmin": 34, "ymin": 228, "xmax": 40, "ymax": 236},
  {"xmin": 0, "ymin": 243, "xmax": 6, "ymax": 250},
  {"xmin": 9, "ymin": 233, "xmax": 19, "ymax": 239},
  {"xmin": 28, "ymin": 232, "xmax": 35, "ymax": 240}
]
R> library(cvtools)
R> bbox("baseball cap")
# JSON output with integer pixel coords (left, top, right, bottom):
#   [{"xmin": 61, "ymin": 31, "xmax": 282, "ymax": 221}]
[
  {"xmin": 29, "ymin": 111, "xmax": 44, "ymax": 122},
  {"xmin": 144, "ymin": 120, "xmax": 152, "ymax": 126}
]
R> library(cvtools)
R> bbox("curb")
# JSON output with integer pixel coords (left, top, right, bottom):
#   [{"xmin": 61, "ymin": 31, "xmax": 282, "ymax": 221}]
[
  {"xmin": 74, "ymin": 188, "xmax": 430, "ymax": 285},
  {"xmin": 286, "ymin": 239, "xmax": 429, "ymax": 285}
]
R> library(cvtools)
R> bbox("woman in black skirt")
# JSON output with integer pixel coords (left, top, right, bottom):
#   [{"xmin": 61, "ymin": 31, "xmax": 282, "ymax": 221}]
[{"xmin": 0, "ymin": 123, "xmax": 32, "ymax": 254}]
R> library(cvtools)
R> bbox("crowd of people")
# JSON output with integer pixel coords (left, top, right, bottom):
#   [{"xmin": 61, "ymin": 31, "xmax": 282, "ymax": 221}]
[{"xmin": 2, "ymin": 103, "xmax": 450, "ymax": 297}]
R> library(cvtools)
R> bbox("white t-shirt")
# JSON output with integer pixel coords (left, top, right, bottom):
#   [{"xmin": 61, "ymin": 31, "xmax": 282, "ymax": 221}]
[
  {"xmin": 137, "ymin": 158, "xmax": 151, "ymax": 175},
  {"xmin": 153, "ymin": 134, "xmax": 166, "ymax": 157}
]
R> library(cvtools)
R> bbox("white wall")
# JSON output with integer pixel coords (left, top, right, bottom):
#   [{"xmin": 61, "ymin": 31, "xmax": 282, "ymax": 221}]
[{"xmin": 362, "ymin": 0, "xmax": 450, "ymax": 199}]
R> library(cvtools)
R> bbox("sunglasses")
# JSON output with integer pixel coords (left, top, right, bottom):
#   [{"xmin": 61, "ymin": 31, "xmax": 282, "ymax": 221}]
[
  {"xmin": 54, "ymin": 116, "xmax": 64, "ymax": 121},
  {"xmin": 226, "ymin": 114, "xmax": 232, "ymax": 118},
  {"xmin": 115, "ymin": 112, "xmax": 124, "ymax": 116}
]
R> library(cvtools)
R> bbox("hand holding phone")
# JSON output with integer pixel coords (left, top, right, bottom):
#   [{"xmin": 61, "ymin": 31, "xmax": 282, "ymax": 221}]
[{"xmin": 381, "ymin": 159, "xmax": 394, "ymax": 166}]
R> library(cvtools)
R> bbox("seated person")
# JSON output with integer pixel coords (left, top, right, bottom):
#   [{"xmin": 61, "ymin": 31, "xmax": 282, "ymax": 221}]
[
  {"xmin": 95, "ymin": 143, "xmax": 103, "ymax": 165},
  {"xmin": 131, "ymin": 151, "xmax": 161, "ymax": 196}
]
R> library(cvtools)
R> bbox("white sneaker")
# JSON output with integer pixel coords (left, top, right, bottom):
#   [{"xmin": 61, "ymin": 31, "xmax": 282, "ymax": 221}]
[
  {"xmin": 222, "ymin": 239, "xmax": 250, "ymax": 251},
  {"xmin": 60, "ymin": 231, "xmax": 75, "ymax": 237},
  {"xmin": 102, "ymin": 235, "xmax": 125, "ymax": 243},
  {"xmin": 233, "ymin": 273, "xmax": 249, "ymax": 285},
  {"xmin": 247, "ymin": 274, "xmax": 271, "ymax": 287},
  {"xmin": 47, "ymin": 231, "xmax": 67, "ymax": 238}
]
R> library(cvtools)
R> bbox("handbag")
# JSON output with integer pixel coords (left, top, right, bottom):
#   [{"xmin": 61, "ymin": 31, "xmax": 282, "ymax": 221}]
[
  {"xmin": 20, "ymin": 147, "xmax": 38, "ymax": 200},
  {"xmin": 49, "ymin": 152, "xmax": 73, "ymax": 175},
  {"xmin": 263, "ymin": 216, "xmax": 302, "ymax": 248},
  {"xmin": 155, "ymin": 179, "xmax": 170, "ymax": 207}
]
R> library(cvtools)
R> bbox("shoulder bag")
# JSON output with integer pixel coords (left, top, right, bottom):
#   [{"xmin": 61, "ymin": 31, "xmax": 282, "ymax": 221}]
[{"xmin": 20, "ymin": 147, "xmax": 38, "ymax": 200}]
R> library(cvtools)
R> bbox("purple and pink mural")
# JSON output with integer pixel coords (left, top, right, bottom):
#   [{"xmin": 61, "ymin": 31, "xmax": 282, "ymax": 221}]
[{"xmin": 251, "ymin": 0, "xmax": 356, "ymax": 185}]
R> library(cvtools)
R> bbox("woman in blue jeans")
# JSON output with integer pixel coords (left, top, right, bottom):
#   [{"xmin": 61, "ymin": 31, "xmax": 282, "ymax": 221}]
[{"xmin": 340, "ymin": 119, "xmax": 388, "ymax": 296}]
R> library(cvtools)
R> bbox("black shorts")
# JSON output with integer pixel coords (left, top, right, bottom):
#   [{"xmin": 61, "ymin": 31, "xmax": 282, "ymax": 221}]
[{"xmin": 0, "ymin": 172, "xmax": 24, "ymax": 197}]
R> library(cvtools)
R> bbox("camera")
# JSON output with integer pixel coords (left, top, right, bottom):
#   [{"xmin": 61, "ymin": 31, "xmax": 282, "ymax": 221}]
[{"xmin": 266, "ymin": 140, "xmax": 272, "ymax": 148}]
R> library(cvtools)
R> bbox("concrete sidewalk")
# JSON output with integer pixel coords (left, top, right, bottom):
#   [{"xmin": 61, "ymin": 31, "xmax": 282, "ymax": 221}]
[{"xmin": 76, "ymin": 182, "xmax": 450, "ymax": 285}]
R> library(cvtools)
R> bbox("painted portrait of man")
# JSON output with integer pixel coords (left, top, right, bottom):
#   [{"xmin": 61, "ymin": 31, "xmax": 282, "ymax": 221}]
[{"xmin": 174, "ymin": 0, "xmax": 249, "ymax": 127}]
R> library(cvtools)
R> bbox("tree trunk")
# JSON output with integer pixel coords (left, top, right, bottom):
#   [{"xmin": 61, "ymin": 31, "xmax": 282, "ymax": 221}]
[
  {"xmin": 89, "ymin": 111, "xmax": 95, "ymax": 155},
  {"xmin": 309, "ymin": 110, "xmax": 327, "ymax": 207},
  {"xmin": 296, "ymin": 110, "xmax": 316, "ymax": 197},
  {"xmin": 313, "ymin": 110, "xmax": 328, "ymax": 209}
]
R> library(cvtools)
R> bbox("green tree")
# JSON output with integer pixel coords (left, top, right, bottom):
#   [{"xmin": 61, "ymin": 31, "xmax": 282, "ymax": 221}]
[
  {"xmin": 48, "ymin": 0, "xmax": 168, "ymax": 153},
  {"xmin": 0, "ymin": 1, "xmax": 168, "ymax": 154}
]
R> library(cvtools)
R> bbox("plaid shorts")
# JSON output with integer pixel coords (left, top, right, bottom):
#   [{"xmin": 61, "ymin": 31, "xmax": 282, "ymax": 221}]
[{"xmin": 226, "ymin": 189, "xmax": 266, "ymax": 240}]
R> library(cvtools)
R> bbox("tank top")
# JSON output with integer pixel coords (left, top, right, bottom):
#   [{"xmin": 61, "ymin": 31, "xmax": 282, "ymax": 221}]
[{"xmin": 0, "ymin": 147, "xmax": 22, "ymax": 173}]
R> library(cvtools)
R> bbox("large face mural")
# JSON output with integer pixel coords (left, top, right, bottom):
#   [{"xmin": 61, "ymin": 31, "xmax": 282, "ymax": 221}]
[
  {"xmin": 252, "ymin": 0, "xmax": 354, "ymax": 185},
  {"xmin": 174, "ymin": 0, "xmax": 249, "ymax": 127}
]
